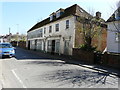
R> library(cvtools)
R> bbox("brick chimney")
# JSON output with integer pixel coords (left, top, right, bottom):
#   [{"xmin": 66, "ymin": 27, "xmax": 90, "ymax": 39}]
[{"xmin": 96, "ymin": 11, "xmax": 101, "ymax": 19}]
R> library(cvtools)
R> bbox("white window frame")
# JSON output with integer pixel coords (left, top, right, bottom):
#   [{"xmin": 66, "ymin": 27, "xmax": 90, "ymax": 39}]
[
  {"xmin": 49, "ymin": 26, "xmax": 52, "ymax": 33},
  {"xmin": 55, "ymin": 24, "xmax": 59, "ymax": 32},
  {"xmin": 66, "ymin": 20, "xmax": 69, "ymax": 29},
  {"xmin": 115, "ymin": 32, "xmax": 120, "ymax": 42}
]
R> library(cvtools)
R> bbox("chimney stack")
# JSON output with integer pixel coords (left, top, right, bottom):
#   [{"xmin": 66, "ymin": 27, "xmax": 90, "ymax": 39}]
[{"xmin": 96, "ymin": 11, "xmax": 101, "ymax": 19}]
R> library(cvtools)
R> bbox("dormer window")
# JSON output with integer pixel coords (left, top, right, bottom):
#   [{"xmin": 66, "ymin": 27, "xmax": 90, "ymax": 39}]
[
  {"xmin": 50, "ymin": 12, "xmax": 55, "ymax": 21},
  {"xmin": 56, "ymin": 8, "xmax": 64, "ymax": 18},
  {"xmin": 56, "ymin": 11, "xmax": 61, "ymax": 18},
  {"xmin": 50, "ymin": 15, "xmax": 53, "ymax": 21},
  {"xmin": 115, "ymin": 7, "xmax": 120, "ymax": 20}
]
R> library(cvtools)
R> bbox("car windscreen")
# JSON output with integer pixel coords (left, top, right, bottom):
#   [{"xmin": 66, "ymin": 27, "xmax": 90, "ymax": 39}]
[{"xmin": 0, "ymin": 44, "xmax": 13, "ymax": 48}]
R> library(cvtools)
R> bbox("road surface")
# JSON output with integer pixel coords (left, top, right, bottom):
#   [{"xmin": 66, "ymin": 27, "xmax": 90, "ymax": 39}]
[{"xmin": 0, "ymin": 47, "xmax": 119, "ymax": 88}]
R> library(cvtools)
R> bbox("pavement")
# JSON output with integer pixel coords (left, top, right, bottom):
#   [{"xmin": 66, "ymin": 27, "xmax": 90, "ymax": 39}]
[{"xmin": 0, "ymin": 60, "xmax": 3, "ymax": 90}]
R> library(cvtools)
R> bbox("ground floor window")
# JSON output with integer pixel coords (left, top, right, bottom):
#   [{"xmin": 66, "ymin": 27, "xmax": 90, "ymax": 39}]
[
  {"xmin": 47, "ymin": 39, "xmax": 60, "ymax": 54},
  {"xmin": 37, "ymin": 39, "xmax": 43, "ymax": 50},
  {"xmin": 30, "ymin": 40, "xmax": 35, "ymax": 50},
  {"xmin": 47, "ymin": 40, "xmax": 52, "ymax": 52}
]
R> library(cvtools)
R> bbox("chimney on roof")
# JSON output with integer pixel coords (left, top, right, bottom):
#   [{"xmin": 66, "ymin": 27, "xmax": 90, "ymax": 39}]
[{"xmin": 96, "ymin": 11, "xmax": 101, "ymax": 19}]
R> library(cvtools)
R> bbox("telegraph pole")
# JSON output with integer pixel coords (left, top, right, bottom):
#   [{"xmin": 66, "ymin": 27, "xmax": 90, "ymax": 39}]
[
  {"xmin": 9, "ymin": 27, "xmax": 10, "ymax": 35},
  {"xmin": 9, "ymin": 27, "xmax": 11, "ymax": 42},
  {"xmin": 16, "ymin": 24, "xmax": 19, "ymax": 46}
]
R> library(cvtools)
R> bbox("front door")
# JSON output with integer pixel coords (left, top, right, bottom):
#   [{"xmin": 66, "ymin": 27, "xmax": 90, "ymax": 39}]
[
  {"xmin": 51, "ymin": 40, "xmax": 55, "ymax": 54},
  {"xmin": 64, "ymin": 40, "xmax": 69, "ymax": 55},
  {"xmin": 28, "ymin": 40, "xmax": 30, "ymax": 50},
  {"xmin": 34, "ymin": 39, "xmax": 37, "ymax": 51},
  {"xmin": 43, "ymin": 41, "xmax": 46, "ymax": 52}
]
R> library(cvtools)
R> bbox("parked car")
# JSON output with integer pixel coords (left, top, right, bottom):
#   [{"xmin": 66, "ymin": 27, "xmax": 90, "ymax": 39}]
[{"xmin": 0, "ymin": 43, "xmax": 15, "ymax": 58}]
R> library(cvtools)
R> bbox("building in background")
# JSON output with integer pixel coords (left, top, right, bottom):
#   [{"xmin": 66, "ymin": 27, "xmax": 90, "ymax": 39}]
[
  {"xmin": 107, "ymin": 7, "xmax": 120, "ymax": 53},
  {"xmin": 27, "ymin": 4, "xmax": 107, "ymax": 55}
]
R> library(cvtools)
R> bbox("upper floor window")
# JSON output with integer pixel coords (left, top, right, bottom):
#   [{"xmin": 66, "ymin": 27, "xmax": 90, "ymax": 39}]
[
  {"xmin": 66, "ymin": 20, "xmax": 69, "ymax": 29},
  {"xmin": 44, "ymin": 27, "xmax": 46, "ymax": 34},
  {"xmin": 49, "ymin": 26, "xmax": 52, "ymax": 33},
  {"xmin": 115, "ymin": 33, "xmax": 120, "ymax": 42},
  {"xmin": 55, "ymin": 24, "xmax": 59, "ymax": 32},
  {"xmin": 38, "ymin": 29, "xmax": 43, "ymax": 37}
]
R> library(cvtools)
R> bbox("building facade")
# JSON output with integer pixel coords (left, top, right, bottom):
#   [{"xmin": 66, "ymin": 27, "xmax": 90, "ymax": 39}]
[
  {"xmin": 107, "ymin": 7, "xmax": 120, "ymax": 53},
  {"xmin": 27, "ymin": 4, "xmax": 107, "ymax": 55}
]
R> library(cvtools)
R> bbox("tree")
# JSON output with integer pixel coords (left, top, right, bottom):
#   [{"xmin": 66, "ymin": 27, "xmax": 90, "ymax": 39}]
[{"xmin": 76, "ymin": 12, "xmax": 106, "ymax": 51}]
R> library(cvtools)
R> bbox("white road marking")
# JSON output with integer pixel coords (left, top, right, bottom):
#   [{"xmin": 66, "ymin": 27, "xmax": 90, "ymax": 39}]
[
  {"xmin": 11, "ymin": 69, "xmax": 27, "ymax": 88},
  {"xmin": 1, "ymin": 78, "xmax": 5, "ymax": 88}
]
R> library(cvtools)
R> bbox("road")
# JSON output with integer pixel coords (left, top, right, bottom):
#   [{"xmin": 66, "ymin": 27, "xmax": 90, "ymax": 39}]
[{"xmin": 0, "ymin": 47, "xmax": 119, "ymax": 88}]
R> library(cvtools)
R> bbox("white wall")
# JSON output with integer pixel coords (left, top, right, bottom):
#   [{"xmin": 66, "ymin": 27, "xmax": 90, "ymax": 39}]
[
  {"xmin": 27, "ymin": 15, "xmax": 76, "ymax": 55},
  {"xmin": 107, "ymin": 21, "xmax": 120, "ymax": 53}
]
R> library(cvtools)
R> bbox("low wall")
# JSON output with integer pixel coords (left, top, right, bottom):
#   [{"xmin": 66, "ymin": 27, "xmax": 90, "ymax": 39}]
[
  {"xmin": 72, "ymin": 48, "xmax": 94, "ymax": 64},
  {"xmin": 73, "ymin": 48, "xmax": 120, "ymax": 69},
  {"xmin": 102, "ymin": 53, "xmax": 120, "ymax": 69},
  {"xmin": 18, "ymin": 41, "xmax": 26, "ymax": 49},
  {"xmin": 11, "ymin": 41, "xmax": 26, "ymax": 49}
]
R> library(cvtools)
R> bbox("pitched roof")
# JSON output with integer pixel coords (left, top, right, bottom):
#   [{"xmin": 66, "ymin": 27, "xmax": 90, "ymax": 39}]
[
  {"xmin": 27, "ymin": 4, "xmax": 91, "ymax": 32},
  {"xmin": 107, "ymin": 7, "xmax": 120, "ymax": 22}
]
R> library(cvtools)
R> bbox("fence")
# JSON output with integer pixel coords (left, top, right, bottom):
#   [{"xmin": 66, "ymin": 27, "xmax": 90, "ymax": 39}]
[
  {"xmin": 102, "ymin": 53, "xmax": 120, "ymax": 69},
  {"xmin": 73, "ymin": 48, "xmax": 120, "ymax": 69},
  {"xmin": 72, "ymin": 48, "xmax": 94, "ymax": 64},
  {"xmin": 11, "ymin": 41, "xmax": 26, "ymax": 49}
]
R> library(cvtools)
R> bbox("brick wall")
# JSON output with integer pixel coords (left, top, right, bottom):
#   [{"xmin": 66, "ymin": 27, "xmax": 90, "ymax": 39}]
[
  {"xmin": 75, "ymin": 21, "xmax": 107, "ymax": 52},
  {"xmin": 72, "ymin": 48, "xmax": 94, "ymax": 64},
  {"xmin": 102, "ymin": 53, "xmax": 120, "ymax": 69}
]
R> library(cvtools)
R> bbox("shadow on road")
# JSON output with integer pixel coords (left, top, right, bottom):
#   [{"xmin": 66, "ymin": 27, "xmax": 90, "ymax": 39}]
[
  {"xmin": 15, "ymin": 47, "xmax": 62, "ymax": 61},
  {"xmin": 15, "ymin": 47, "xmax": 120, "ymax": 78},
  {"xmin": 33, "ymin": 69, "xmax": 117, "ymax": 88}
]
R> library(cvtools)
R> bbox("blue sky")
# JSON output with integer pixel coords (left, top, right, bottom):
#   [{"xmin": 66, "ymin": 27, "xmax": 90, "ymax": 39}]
[{"xmin": 0, "ymin": 0, "xmax": 119, "ymax": 35}]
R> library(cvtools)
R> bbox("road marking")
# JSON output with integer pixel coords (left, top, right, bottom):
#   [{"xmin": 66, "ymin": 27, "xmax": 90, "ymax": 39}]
[{"xmin": 11, "ymin": 69, "xmax": 27, "ymax": 88}]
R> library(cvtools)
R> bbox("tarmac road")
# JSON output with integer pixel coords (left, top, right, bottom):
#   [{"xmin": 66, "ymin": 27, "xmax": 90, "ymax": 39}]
[{"xmin": 1, "ymin": 47, "xmax": 119, "ymax": 88}]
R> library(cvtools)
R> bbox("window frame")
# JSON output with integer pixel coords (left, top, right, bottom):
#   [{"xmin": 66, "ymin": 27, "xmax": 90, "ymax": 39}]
[
  {"xmin": 55, "ymin": 24, "xmax": 59, "ymax": 32},
  {"xmin": 115, "ymin": 32, "xmax": 120, "ymax": 42},
  {"xmin": 49, "ymin": 26, "xmax": 52, "ymax": 33},
  {"xmin": 44, "ymin": 27, "xmax": 46, "ymax": 34},
  {"xmin": 66, "ymin": 20, "xmax": 69, "ymax": 29}
]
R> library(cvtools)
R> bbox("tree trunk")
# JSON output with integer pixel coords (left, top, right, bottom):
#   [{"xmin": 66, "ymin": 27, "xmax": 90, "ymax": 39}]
[{"xmin": 85, "ymin": 37, "xmax": 92, "ymax": 48}]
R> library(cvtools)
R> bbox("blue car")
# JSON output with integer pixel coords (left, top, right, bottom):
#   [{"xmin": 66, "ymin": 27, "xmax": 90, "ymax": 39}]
[{"xmin": 0, "ymin": 43, "xmax": 15, "ymax": 58}]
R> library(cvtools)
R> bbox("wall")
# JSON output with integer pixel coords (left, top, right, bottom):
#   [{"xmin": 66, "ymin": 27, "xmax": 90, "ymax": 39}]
[
  {"xmin": 27, "ymin": 15, "xmax": 76, "ymax": 55},
  {"xmin": 92, "ymin": 28, "xmax": 107, "ymax": 51},
  {"xmin": 102, "ymin": 53, "xmax": 120, "ymax": 69},
  {"xmin": 75, "ymin": 20, "xmax": 107, "ymax": 52},
  {"xmin": 72, "ymin": 48, "xmax": 94, "ymax": 64}
]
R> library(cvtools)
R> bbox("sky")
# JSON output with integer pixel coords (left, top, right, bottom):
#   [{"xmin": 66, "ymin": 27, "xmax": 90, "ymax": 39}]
[{"xmin": 0, "ymin": 0, "xmax": 119, "ymax": 35}]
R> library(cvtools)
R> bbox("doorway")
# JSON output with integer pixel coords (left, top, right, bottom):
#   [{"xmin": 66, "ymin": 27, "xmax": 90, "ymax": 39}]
[
  {"xmin": 51, "ymin": 40, "xmax": 55, "ymax": 54},
  {"xmin": 28, "ymin": 40, "xmax": 30, "ymax": 50},
  {"xmin": 64, "ymin": 40, "xmax": 69, "ymax": 55}
]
